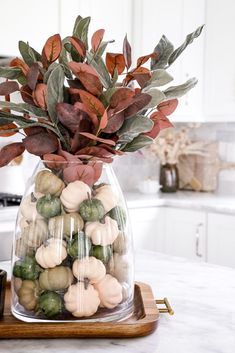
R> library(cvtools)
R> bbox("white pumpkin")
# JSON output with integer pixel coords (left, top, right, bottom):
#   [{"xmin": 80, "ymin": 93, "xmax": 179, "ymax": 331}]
[
  {"xmin": 60, "ymin": 181, "xmax": 91, "ymax": 213},
  {"xmin": 107, "ymin": 253, "xmax": 131, "ymax": 283},
  {"xmin": 21, "ymin": 219, "xmax": 48, "ymax": 248},
  {"xmin": 35, "ymin": 169, "xmax": 65, "ymax": 196},
  {"xmin": 72, "ymin": 256, "xmax": 106, "ymax": 284},
  {"xmin": 35, "ymin": 238, "xmax": 67, "ymax": 268},
  {"xmin": 85, "ymin": 216, "xmax": 119, "ymax": 246},
  {"xmin": 64, "ymin": 282, "xmax": 100, "ymax": 317},
  {"xmin": 95, "ymin": 185, "xmax": 118, "ymax": 213},
  {"xmin": 20, "ymin": 192, "xmax": 44, "ymax": 221},
  {"xmin": 94, "ymin": 274, "xmax": 122, "ymax": 309}
]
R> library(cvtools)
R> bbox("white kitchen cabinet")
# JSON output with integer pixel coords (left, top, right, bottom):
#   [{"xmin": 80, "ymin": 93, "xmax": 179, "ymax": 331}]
[
  {"xmin": 0, "ymin": 0, "xmax": 60, "ymax": 56},
  {"xmin": 204, "ymin": 0, "xmax": 235, "ymax": 121},
  {"xmin": 128, "ymin": 207, "xmax": 165, "ymax": 252},
  {"xmin": 207, "ymin": 212, "xmax": 235, "ymax": 268},
  {"xmin": 165, "ymin": 207, "xmax": 206, "ymax": 261}
]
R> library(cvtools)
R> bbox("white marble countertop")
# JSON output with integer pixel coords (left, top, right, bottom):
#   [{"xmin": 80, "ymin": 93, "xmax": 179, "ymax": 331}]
[
  {"xmin": 125, "ymin": 190, "xmax": 235, "ymax": 214},
  {"xmin": 1, "ymin": 250, "xmax": 235, "ymax": 353}
]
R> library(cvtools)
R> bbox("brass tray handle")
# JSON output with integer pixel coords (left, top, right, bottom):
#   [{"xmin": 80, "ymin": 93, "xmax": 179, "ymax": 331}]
[{"xmin": 155, "ymin": 298, "xmax": 174, "ymax": 315}]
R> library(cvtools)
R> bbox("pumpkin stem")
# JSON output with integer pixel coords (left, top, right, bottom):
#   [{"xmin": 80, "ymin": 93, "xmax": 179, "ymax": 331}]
[
  {"xmin": 31, "ymin": 192, "xmax": 37, "ymax": 203},
  {"xmin": 87, "ymin": 192, "xmax": 91, "ymax": 201},
  {"xmin": 84, "ymin": 277, "xmax": 89, "ymax": 290}
]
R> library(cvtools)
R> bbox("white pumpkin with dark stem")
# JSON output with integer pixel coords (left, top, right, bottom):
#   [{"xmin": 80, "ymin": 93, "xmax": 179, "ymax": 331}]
[
  {"xmin": 35, "ymin": 238, "xmax": 67, "ymax": 268},
  {"xmin": 60, "ymin": 180, "xmax": 91, "ymax": 212},
  {"xmin": 20, "ymin": 192, "xmax": 44, "ymax": 222},
  {"xmin": 85, "ymin": 216, "xmax": 119, "ymax": 246},
  {"xmin": 95, "ymin": 185, "xmax": 118, "ymax": 213},
  {"xmin": 64, "ymin": 282, "xmax": 100, "ymax": 317},
  {"xmin": 72, "ymin": 256, "xmax": 106, "ymax": 284},
  {"xmin": 94, "ymin": 274, "xmax": 123, "ymax": 309}
]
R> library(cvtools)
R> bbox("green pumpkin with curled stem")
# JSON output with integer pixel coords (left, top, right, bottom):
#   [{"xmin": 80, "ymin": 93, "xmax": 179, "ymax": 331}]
[
  {"xmin": 36, "ymin": 194, "xmax": 61, "ymax": 218},
  {"xmin": 37, "ymin": 291, "xmax": 63, "ymax": 318},
  {"xmin": 79, "ymin": 198, "xmax": 105, "ymax": 222},
  {"xmin": 91, "ymin": 245, "xmax": 112, "ymax": 264},
  {"xmin": 109, "ymin": 206, "xmax": 127, "ymax": 230},
  {"xmin": 13, "ymin": 255, "xmax": 42, "ymax": 280},
  {"xmin": 67, "ymin": 231, "xmax": 92, "ymax": 259}
]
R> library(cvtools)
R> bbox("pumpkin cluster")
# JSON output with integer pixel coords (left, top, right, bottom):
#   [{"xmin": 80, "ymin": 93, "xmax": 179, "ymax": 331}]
[
  {"xmin": 0, "ymin": 14, "xmax": 203, "ymax": 185},
  {"xmin": 13, "ymin": 167, "xmax": 131, "ymax": 319}
]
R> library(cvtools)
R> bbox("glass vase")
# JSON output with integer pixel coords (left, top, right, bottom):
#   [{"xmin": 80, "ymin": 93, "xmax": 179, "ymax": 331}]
[
  {"xmin": 160, "ymin": 163, "xmax": 179, "ymax": 193},
  {"xmin": 11, "ymin": 160, "xmax": 134, "ymax": 322}
]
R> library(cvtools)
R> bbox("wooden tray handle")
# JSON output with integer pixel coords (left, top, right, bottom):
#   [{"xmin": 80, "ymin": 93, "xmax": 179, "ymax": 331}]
[{"xmin": 155, "ymin": 298, "xmax": 174, "ymax": 315}]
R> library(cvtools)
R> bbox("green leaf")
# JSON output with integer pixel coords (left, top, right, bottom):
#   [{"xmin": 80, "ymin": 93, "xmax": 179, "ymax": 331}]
[
  {"xmin": 0, "ymin": 102, "xmax": 48, "ymax": 118},
  {"xmin": 47, "ymin": 64, "xmax": 65, "ymax": 123},
  {"xmin": 145, "ymin": 69, "xmax": 173, "ymax": 89},
  {"xmin": 168, "ymin": 25, "xmax": 204, "ymax": 66},
  {"xmin": 100, "ymin": 87, "xmax": 117, "ymax": 106},
  {"xmin": 163, "ymin": 78, "xmax": 198, "ymax": 99},
  {"xmin": 123, "ymin": 134, "xmax": 153, "ymax": 152},
  {"xmin": 18, "ymin": 41, "xmax": 41, "ymax": 66},
  {"xmin": 117, "ymin": 115, "xmax": 153, "ymax": 143},
  {"xmin": 59, "ymin": 37, "xmax": 73, "ymax": 79},
  {"xmin": 0, "ymin": 66, "xmax": 22, "ymax": 79},
  {"xmin": 44, "ymin": 62, "xmax": 59, "ymax": 83},
  {"xmin": 143, "ymin": 88, "xmax": 165, "ymax": 109},
  {"xmin": 111, "ymin": 67, "xmax": 119, "ymax": 86},
  {"xmin": 86, "ymin": 52, "xmax": 112, "ymax": 89},
  {"xmin": 151, "ymin": 35, "xmax": 174, "ymax": 70},
  {"xmin": 73, "ymin": 16, "xmax": 91, "ymax": 49}
]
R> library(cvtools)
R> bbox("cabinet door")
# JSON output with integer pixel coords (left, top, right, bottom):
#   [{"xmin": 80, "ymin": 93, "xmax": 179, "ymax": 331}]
[
  {"xmin": 165, "ymin": 208, "xmax": 206, "ymax": 261},
  {"xmin": 204, "ymin": 0, "xmax": 235, "ymax": 121},
  {"xmin": 0, "ymin": 0, "xmax": 60, "ymax": 56},
  {"xmin": 128, "ymin": 207, "xmax": 165, "ymax": 252},
  {"xmin": 207, "ymin": 213, "xmax": 235, "ymax": 268}
]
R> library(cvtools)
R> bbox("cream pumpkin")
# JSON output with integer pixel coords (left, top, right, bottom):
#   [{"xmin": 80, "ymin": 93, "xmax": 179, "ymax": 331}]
[
  {"xmin": 85, "ymin": 216, "xmax": 119, "ymax": 246},
  {"xmin": 95, "ymin": 185, "xmax": 118, "ymax": 213},
  {"xmin": 18, "ymin": 280, "xmax": 40, "ymax": 311},
  {"xmin": 72, "ymin": 256, "xmax": 106, "ymax": 284},
  {"xmin": 39, "ymin": 266, "xmax": 73, "ymax": 290},
  {"xmin": 48, "ymin": 212, "xmax": 84, "ymax": 238},
  {"xmin": 20, "ymin": 192, "xmax": 44, "ymax": 222},
  {"xmin": 21, "ymin": 219, "xmax": 48, "ymax": 248},
  {"xmin": 64, "ymin": 282, "xmax": 100, "ymax": 317},
  {"xmin": 35, "ymin": 170, "xmax": 65, "ymax": 196},
  {"xmin": 94, "ymin": 274, "xmax": 122, "ymax": 309},
  {"xmin": 35, "ymin": 238, "xmax": 67, "ymax": 268},
  {"xmin": 107, "ymin": 253, "xmax": 131, "ymax": 283},
  {"xmin": 60, "ymin": 180, "xmax": 91, "ymax": 212}
]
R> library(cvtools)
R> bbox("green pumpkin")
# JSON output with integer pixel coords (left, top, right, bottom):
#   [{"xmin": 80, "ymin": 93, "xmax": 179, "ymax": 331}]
[
  {"xmin": 79, "ymin": 198, "xmax": 105, "ymax": 222},
  {"xmin": 109, "ymin": 206, "xmax": 126, "ymax": 230},
  {"xmin": 91, "ymin": 245, "xmax": 112, "ymax": 264},
  {"xmin": 36, "ymin": 194, "xmax": 61, "ymax": 218},
  {"xmin": 13, "ymin": 256, "xmax": 42, "ymax": 280},
  {"xmin": 38, "ymin": 291, "xmax": 62, "ymax": 318},
  {"xmin": 67, "ymin": 232, "xmax": 92, "ymax": 259}
]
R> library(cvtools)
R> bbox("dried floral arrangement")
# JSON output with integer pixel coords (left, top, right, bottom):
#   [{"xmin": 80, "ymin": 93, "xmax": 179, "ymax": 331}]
[
  {"xmin": 0, "ymin": 15, "xmax": 203, "ymax": 184},
  {"xmin": 147, "ymin": 125, "xmax": 208, "ymax": 165}
]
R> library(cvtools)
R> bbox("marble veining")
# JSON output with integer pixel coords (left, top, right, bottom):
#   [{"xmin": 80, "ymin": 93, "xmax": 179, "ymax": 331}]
[{"xmin": 0, "ymin": 250, "xmax": 235, "ymax": 353}]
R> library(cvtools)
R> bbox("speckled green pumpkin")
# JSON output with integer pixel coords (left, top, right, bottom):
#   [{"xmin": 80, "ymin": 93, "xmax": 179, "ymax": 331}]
[
  {"xmin": 91, "ymin": 245, "xmax": 112, "ymax": 264},
  {"xmin": 36, "ymin": 194, "xmax": 61, "ymax": 218},
  {"xmin": 67, "ymin": 232, "xmax": 92, "ymax": 259},
  {"xmin": 38, "ymin": 291, "xmax": 63, "ymax": 318},
  {"xmin": 79, "ymin": 199, "xmax": 105, "ymax": 222},
  {"xmin": 13, "ymin": 256, "xmax": 42, "ymax": 280},
  {"xmin": 109, "ymin": 206, "xmax": 126, "ymax": 229}
]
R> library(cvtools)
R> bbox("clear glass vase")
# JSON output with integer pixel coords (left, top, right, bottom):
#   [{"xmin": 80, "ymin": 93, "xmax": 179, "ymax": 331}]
[{"xmin": 11, "ymin": 160, "xmax": 134, "ymax": 322}]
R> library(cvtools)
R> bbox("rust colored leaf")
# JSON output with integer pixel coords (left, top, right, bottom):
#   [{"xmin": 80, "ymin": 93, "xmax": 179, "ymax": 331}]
[
  {"xmin": 0, "ymin": 81, "xmax": 19, "ymax": 95},
  {"xmin": 10, "ymin": 57, "xmax": 29, "ymax": 76},
  {"xmin": 106, "ymin": 53, "xmax": 125, "ymax": 76},
  {"xmin": 79, "ymin": 132, "xmax": 115, "ymax": 146},
  {"xmin": 124, "ymin": 93, "xmax": 152, "ymax": 118},
  {"xmin": 42, "ymin": 34, "xmax": 62, "ymax": 63},
  {"xmin": 76, "ymin": 146, "xmax": 113, "ymax": 158},
  {"xmin": 109, "ymin": 87, "xmax": 135, "ymax": 113},
  {"xmin": 26, "ymin": 62, "xmax": 40, "ymax": 90},
  {"xmin": 70, "ymin": 36, "xmax": 86, "ymax": 58},
  {"xmin": 23, "ymin": 126, "xmax": 46, "ymax": 136},
  {"xmin": 137, "ymin": 53, "xmax": 157, "ymax": 67},
  {"xmin": 63, "ymin": 164, "xmax": 97, "ymax": 185},
  {"xmin": 0, "ymin": 142, "xmax": 25, "ymax": 167},
  {"xmin": 91, "ymin": 29, "xmax": 105, "ymax": 52},
  {"xmin": 144, "ymin": 111, "xmax": 173, "ymax": 139},
  {"xmin": 74, "ymin": 102, "xmax": 99, "ymax": 128},
  {"xmin": 20, "ymin": 85, "xmax": 34, "ymax": 105},
  {"xmin": 43, "ymin": 153, "xmax": 66, "ymax": 169},
  {"xmin": 68, "ymin": 62, "xmax": 102, "ymax": 96},
  {"xmin": 123, "ymin": 34, "xmax": 132, "ymax": 70},
  {"xmin": 0, "ymin": 123, "xmax": 18, "ymax": 137},
  {"xmin": 102, "ymin": 111, "xmax": 125, "ymax": 133},
  {"xmin": 157, "ymin": 99, "xmax": 178, "ymax": 116},
  {"xmin": 77, "ymin": 89, "xmax": 105, "ymax": 116},
  {"xmin": 56, "ymin": 102, "xmax": 82, "ymax": 133},
  {"xmin": 130, "ymin": 67, "xmax": 151, "ymax": 88},
  {"xmin": 33, "ymin": 83, "xmax": 47, "ymax": 110},
  {"xmin": 99, "ymin": 109, "xmax": 108, "ymax": 130},
  {"xmin": 23, "ymin": 132, "xmax": 59, "ymax": 156}
]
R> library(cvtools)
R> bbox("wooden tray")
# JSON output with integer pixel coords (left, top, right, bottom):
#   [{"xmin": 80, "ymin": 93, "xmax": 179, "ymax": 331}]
[{"xmin": 0, "ymin": 282, "xmax": 160, "ymax": 338}]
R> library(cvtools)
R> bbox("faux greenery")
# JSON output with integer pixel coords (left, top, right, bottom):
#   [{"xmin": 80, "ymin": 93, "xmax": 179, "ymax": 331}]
[{"xmin": 0, "ymin": 15, "xmax": 203, "ymax": 183}]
